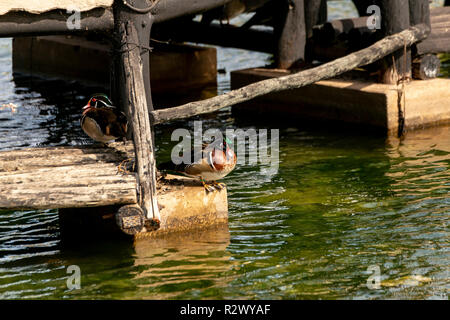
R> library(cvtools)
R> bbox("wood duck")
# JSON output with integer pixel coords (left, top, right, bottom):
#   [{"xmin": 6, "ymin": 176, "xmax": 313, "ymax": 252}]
[
  {"xmin": 158, "ymin": 138, "xmax": 237, "ymax": 192},
  {"xmin": 80, "ymin": 94, "xmax": 128, "ymax": 143}
]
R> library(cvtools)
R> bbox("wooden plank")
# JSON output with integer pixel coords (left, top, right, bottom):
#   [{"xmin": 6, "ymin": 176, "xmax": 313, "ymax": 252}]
[
  {"xmin": 0, "ymin": 143, "xmax": 138, "ymax": 210},
  {"xmin": 150, "ymin": 24, "xmax": 430, "ymax": 124},
  {"xmin": 0, "ymin": 8, "xmax": 113, "ymax": 37}
]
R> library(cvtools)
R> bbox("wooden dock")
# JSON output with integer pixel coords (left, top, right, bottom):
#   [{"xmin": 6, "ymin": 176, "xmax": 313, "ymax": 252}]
[{"xmin": 0, "ymin": 143, "xmax": 228, "ymax": 237}]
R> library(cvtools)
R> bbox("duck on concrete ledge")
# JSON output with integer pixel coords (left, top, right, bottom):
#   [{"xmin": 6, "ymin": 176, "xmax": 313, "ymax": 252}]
[
  {"xmin": 158, "ymin": 138, "xmax": 237, "ymax": 192},
  {"xmin": 80, "ymin": 94, "xmax": 128, "ymax": 144}
]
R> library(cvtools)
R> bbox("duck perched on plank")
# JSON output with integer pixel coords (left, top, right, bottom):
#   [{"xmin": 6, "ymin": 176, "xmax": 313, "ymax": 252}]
[
  {"xmin": 158, "ymin": 137, "xmax": 237, "ymax": 192},
  {"xmin": 80, "ymin": 94, "xmax": 128, "ymax": 143}
]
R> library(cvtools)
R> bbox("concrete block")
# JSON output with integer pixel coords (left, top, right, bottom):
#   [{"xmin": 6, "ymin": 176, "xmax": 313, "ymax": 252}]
[{"xmin": 231, "ymin": 67, "xmax": 450, "ymax": 134}]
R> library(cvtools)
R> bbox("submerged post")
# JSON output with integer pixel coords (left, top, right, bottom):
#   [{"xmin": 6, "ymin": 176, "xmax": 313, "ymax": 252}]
[
  {"xmin": 113, "ymin": 0, "xmax": 160, "ymax": 227},
  {"xmin": 379, "ymin": 0, "xmax": 411, "ymax": 84}
]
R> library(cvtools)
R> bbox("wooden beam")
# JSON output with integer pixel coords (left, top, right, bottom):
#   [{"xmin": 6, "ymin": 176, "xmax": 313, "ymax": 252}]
[
  {"xmin": 274, "ymin": 0, "xmax": 306, "ymax": 69},
  {"xmin": 153, "ymin": 21, "xmax": 274, "ymax": 53},
  {"xmin": 152, "ymin": 0, "xmax": 233, "ymax": 23},
  {"xmin": 0, "ymin": 143, "xmax": 137, "ymax": 210},
  {"xmin": 304, "ymin": 0, "xmax": 327, "ymax": 39},
  {"xmin": 150, "ymin": 24, "xmax": 430, "ymax": 124},
  {"xmin": 0, "ymin": 8, "xmax": 113, "ymax": 37},
  {"xmin": 417, "ymin": 6, "xmax": 450, "ymax": 54},
  {"xmin": 311, "ymin": 7, "xmax": 449, "ymax": 58},
  {"xmin": 114, "ymin": 1, "xmax": 160, "ymax": 222},
  {"xmin": 312, "ymin": 16, "xmax": 371, "ymax": 45}
]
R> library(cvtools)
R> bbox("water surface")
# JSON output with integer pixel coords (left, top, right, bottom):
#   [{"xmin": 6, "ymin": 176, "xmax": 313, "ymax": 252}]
[{"xmin": 0, "ymin": 2, "xmax": 449, "ymax": 300}]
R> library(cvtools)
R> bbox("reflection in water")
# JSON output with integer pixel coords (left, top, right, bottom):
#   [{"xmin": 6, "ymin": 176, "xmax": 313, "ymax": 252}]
[{"xmin": 133, "ymin": 225, "xmax": 235, "ymax": 299}]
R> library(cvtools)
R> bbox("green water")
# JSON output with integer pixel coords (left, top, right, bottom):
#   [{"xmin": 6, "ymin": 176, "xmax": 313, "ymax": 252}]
[{"xmin": 0, "ymin": 1, "xmax": 449, "ymax": 300}]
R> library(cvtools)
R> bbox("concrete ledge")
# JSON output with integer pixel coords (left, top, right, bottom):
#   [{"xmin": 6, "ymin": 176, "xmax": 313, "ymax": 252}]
[
  {"xmin": 153, "ymin": 174, "xmax": 228, "ymax": 235},
  {"xmin": 58, "ymin": 174, "xmax": 228, "ymax": 241},
  {"xmin": 12, "ymin": 35, "xmax": 217, "ymax": 93},
  {"xmin": 231, "ymin": 67, "xmax": 450, "ymax": 134}
]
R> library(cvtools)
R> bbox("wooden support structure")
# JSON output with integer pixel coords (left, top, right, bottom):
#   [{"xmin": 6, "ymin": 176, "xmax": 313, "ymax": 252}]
[
  {"xmin": 274, "ymin": 0, "xmax": 306, "ymax": 69},
  {"xmin": 0, "ymin": 8, "xmax": 114, "ymax": 37},
  {"xmin": 379, "ymin": 0, "xmax": 411, "ymax": 84},
  {"xmin": 113, "ymin": 0, "xmax": 160, "ymax": 223},
  {"xmin": 150, "ymin": 24, "xmax": 430, "ymax": 124}
]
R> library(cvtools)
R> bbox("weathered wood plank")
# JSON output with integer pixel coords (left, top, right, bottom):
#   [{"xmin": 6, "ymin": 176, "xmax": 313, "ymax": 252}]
[
  {"xmin": 0, "ymin": 144, "xmax": 138, "ymax": 210},
  {"xmin": 0, "ymin": 143, "xmax": 133, "ymax": 171},
  {"xmin": 150, "ymin": 24, "xmax": 430, "ymax": 124},
  {"xmin": 0, "ymin": 8, "xmax": 114, "ymax": 37}
]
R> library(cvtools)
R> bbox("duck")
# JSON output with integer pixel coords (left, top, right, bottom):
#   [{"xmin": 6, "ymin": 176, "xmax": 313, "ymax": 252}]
[
  {"xmin": 80, "ymin": 94, "xmax": 128, "ymax": 143},
  {"xmin": 158, "ymin": 137, "xmax": 237, "ymax": 192}
]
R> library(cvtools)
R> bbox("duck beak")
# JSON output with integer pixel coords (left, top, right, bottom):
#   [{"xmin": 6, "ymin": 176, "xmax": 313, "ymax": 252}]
[{"xmin": 82, "ymin": 104, "xmax": 90, "ymax": 110}]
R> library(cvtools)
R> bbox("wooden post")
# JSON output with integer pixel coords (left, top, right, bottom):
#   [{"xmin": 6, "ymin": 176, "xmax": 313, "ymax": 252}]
[
  {"xmin": 113, "ymin": 0, "xmax": 160, "ymax": 224},
  {"xmin": 379, "ymin": 0, "xmax": 411, "ymax": 84},
  {"xmin": 409, "ymin": 0, "xmax": 433, "ymax": 81},
  {"xmin": 274, "ymin": 0, "xmax": 306, "ymax": 69},
  {"xmin": 304, "ymin": 0, "xmax": 327, "ymax": 39},
  {"xmin": 353, "ymin": 0, "xmax": 379, "ymax": 17}
]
